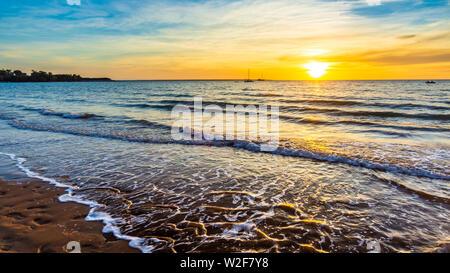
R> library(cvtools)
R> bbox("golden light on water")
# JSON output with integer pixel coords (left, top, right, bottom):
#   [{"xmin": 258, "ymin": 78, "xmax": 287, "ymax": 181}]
[{"xmin": 303, "ymin": 62, "xmax": 330, "ymax": 79}]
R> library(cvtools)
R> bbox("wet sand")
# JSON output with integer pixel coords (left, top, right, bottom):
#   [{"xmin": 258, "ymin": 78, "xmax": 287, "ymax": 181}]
[{"xmin": 0, "ymin": 178, "xmax": 139, "ymax": 253}]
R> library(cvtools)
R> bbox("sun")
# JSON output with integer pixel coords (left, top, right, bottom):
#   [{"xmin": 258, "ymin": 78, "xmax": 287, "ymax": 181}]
[{"xmin": 303, "ymin": 62, "xmax": 330, "ymax": 79}]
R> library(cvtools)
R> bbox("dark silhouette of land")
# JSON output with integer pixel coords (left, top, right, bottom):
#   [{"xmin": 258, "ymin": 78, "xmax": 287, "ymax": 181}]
[{"xmin": 0, "ymin": 69, "xmax": 112, "ymax": 82}]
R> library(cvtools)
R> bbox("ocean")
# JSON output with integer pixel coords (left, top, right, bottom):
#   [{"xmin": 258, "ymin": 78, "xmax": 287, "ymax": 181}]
[{"xmin": 0, "ymin": 80, "xmax": 448, "ymax": 253}]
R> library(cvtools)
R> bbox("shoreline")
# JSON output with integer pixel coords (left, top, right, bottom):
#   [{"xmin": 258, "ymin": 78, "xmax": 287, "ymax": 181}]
[{"xmin": 0, "ymin": 177, "xmax": 139, "ymax": 253}]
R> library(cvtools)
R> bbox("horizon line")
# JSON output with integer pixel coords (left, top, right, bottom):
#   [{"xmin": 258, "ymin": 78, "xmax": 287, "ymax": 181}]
[{"xmin": 111, "ymin": 78, "xmax": 450, "ymax": 81}]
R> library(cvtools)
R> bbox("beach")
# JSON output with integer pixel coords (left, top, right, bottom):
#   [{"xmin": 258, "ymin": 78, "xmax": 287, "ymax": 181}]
[{"xmin": 0, "ymin": 177, "xmax": 138, "ymax": 253}]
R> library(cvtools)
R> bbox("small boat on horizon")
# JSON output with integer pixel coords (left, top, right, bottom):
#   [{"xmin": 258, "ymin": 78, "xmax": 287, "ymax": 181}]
[
  {"xmin": 257, "ymin": 72, "xmax": 265, "ymax": 81},
  {"xmin": 244, "ymin": 69, "xmax": 254, "ymax": 82},
  {"xmin": 425, "ymin": 80, "xmax": 436, "ymax": 84}
]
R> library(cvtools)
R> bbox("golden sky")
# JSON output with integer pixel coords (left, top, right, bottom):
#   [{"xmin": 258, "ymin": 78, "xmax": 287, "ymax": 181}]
[{"xmin": 0, "ymin": 0, "xmax": 449, "ymax": 80}]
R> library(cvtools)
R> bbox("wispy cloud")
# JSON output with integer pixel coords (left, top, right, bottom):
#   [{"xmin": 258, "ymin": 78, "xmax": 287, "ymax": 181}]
[
  {"xmin": 396, "ymin": 35, "xmax": 416, "ymax": 39},
  {"xmin": 366, "ymin": 0, "xmax": 382, "ymax": 6},
  {"xmin": 67, "ymin": 0, "xmax": 81, "ymax": 6}
]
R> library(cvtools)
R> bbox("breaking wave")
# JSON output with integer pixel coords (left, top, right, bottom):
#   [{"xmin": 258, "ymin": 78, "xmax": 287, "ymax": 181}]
[
  {"xmin": 5, "ymin": 118, "xmax": 449, "ymax": 181},
  {"xmin": 23, "ymin": 107, "xmax": 100, "ymax": 119}
]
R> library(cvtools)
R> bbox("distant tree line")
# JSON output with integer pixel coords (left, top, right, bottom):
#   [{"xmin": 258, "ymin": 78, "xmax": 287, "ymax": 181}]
[{"xmin": 0, "ymin": 69, "xmax": 112, "ymax": 82}]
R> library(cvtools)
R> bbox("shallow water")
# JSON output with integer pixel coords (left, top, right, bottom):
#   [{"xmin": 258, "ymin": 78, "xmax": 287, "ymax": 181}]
[{"xmin": 0, "ymin": 80, "xmax": 448, "ymax": 252}]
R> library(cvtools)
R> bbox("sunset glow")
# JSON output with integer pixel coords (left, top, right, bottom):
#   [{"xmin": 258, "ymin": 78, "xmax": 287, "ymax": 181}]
[{"xmin": 304, "ymin": 62, "xmax": 330, "ymax": 79}]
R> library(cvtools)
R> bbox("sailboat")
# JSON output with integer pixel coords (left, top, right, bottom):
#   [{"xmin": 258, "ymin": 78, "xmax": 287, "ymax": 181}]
[
  {"xmin": 257, "ymin": 73, "xmax": 265, "ymax": 81},
  {"xmin": 244, "ymin": 69, "xmax": 254, "ymax": 82}
]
